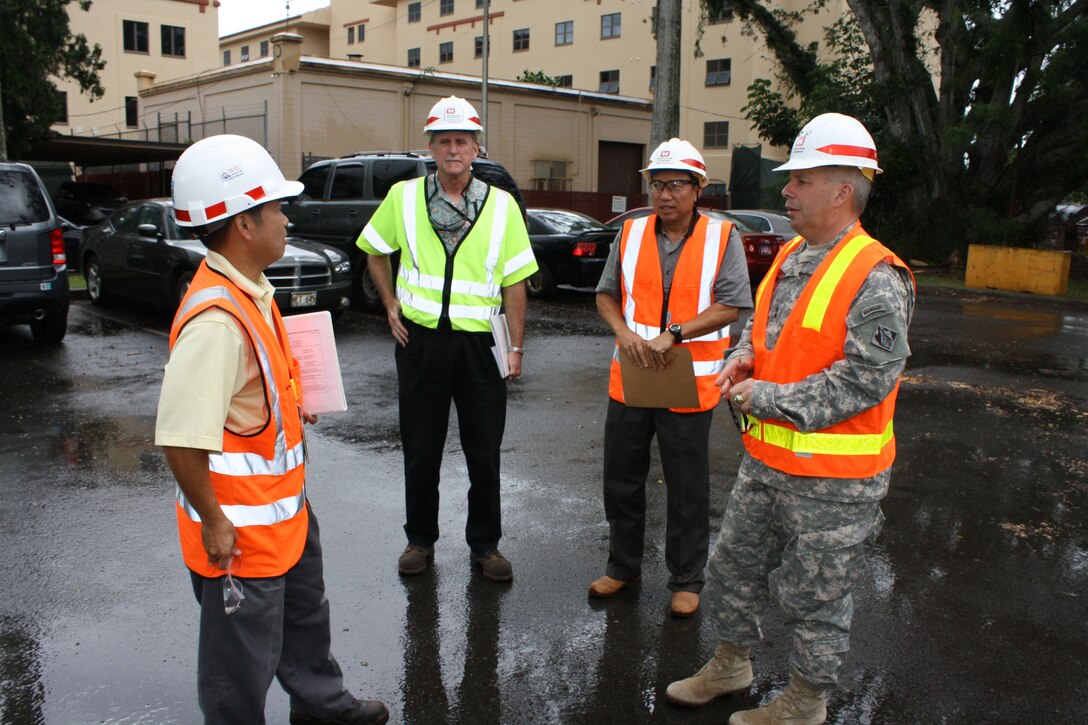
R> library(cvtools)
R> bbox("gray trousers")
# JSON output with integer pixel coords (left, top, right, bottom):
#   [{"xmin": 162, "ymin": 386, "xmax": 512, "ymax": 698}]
[
  {"xmin": 705, "ymin": 467, "xmax": 884, "ymax": 687},
  {"xmin": 189, "ymin": 504, "xmax": 353, "ymax": 724},
  {"xmin": 602, "ymin": 399, "xmax": 713, "ymax": 593}
]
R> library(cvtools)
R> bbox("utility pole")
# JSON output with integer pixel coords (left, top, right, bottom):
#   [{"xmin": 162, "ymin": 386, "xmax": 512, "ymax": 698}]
[
  {"xmin": 650, "ymin": 0, "xmax": 681, "ymax": 148},
  {"xmin": 0, "ymin": 74, "xmax": 7, "ymax": 161},
  {"xmin": 481, "ymin": 0, "xmax": 490, "ymax": 152}
]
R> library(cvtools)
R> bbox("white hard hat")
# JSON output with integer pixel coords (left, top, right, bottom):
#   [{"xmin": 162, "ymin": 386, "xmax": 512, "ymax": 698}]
[
  {"xmin": 172, "ymin": 134, "xmax": 303, "ymax": 227},
  {"xmin": 640, "ymin": 138, "xmax": 709, "ymax": 187},
  {"xmin": 423, "ymin": 95, "xmax": 483, "ymax": 135},
  {"xmin": 773, "ymin": 113, "xmax": 882, "ymax": 175}
]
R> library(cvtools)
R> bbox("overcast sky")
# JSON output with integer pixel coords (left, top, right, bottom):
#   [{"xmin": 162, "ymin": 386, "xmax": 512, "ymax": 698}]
[{"xmin": 218, "ymin": 0, "xmax": 331, "ymax": 37}]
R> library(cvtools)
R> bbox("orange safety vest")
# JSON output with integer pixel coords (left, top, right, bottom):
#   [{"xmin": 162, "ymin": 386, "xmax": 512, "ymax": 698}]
[
  {"xmin": 169, "ymin": 261, "xmax": 308, "ymax": 579},
  {"xmin": 743, "ymin": 224, "xmax": 914, "ymax": 478},
  {"xmin": 608, "ymin": 213, "xmax": 732, "ymax": 413}
]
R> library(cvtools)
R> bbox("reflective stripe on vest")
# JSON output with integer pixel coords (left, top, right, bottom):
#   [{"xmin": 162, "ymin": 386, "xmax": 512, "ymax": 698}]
[
  {"xmin": 395, "ymin": 177, "xmax": 507, "ymax": 330},
  {"xmin": 746, "ymin": 418, "xmax": 895, "ymax": 457},
  {"xmin": 177, "ymin": 487, "xmax": 307, "ymax": 527}
]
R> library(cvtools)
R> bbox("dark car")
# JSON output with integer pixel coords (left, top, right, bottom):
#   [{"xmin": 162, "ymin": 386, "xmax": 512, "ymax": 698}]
[
  {"xmin": 53, "ymin": 181, "xmax": 128, "ymax": 225},
  {"xmin": 82, "ymin": 199, "xmax": 352, "ymax": 317},
  {"xmin": 605, "ymin": 207, "xmax": 786, "ymax": 284},
  {"xmin": 525, "ymin": 208, "xmax": 615, "ymax": 298},
  {"xmin": 0, "ymin": 162, "xmax": 69, "ymax": 343},
  {"xmin": 283, "ymin": 151, "xmax": 525, "ymax": 309},
  {"xmin": 59, "ymin": 215, "xmax": 87, "ymax": 273}
]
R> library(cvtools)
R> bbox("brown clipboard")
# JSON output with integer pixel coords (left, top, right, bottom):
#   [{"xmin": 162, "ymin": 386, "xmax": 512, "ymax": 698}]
[{"xmin": 618, "ymin": 346, "xmax": 700, "ymax": 408}]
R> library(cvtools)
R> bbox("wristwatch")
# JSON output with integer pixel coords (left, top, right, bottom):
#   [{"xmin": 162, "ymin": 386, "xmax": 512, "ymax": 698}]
[{"xmin": 668, "ymin": 322, "xmax": 683, "ymax": 344}]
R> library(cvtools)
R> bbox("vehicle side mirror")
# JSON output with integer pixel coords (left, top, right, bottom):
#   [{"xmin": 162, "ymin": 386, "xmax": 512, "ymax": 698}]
[{"xmin": 136, "ymin": 223, "xmax": 160, "ymax": 237}]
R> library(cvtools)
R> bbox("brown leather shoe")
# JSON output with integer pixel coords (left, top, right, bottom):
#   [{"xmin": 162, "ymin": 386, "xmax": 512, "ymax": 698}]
[
  {"xmin": 671, "ymin": 591, "xmax": 699, "ymax": 618},
  {"xmin": 588, "ymin": 575, "xmax": 636, "ymax": 598},
  {"xmin": 398, "ymin": 545, "xmax": 433, "ymax": 575},
  {"xmin": 471, "ymin": 549, "xmax": 513, "ymax": 582}
]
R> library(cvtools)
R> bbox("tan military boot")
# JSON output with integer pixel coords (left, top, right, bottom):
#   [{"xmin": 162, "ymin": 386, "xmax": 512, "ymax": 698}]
[
  {"xmin": 728, "ymin": 668, "xmax": 827, "ymax": 725},
  {"xmin": 666, "ymin": 641, "xmax": 753, "ymax": 706}
]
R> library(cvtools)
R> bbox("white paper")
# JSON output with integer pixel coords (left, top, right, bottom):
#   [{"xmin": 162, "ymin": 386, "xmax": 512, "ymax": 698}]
[
  {"xmin": 283, "ymin": 311, "xmax": 348, "ymax": 415},
  {"xmin": 490, "ymin": 313, "xmax": 510, "ymax": 378}
]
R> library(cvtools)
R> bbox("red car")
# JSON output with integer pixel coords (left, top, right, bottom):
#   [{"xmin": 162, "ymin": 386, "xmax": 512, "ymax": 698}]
[{"xmin": 605, "ymin": 207, "xmax": 785, "ymax": 284}]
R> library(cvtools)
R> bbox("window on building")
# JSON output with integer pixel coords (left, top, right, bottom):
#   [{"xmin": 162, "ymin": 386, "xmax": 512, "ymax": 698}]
[
  {"xmin": 408, "ymin": 2, "xmax": 421, "ymax": 23},
  {"xmin": 601, "ymin": 12, "xmax": 621, "ymax": 39},
  {"xmin": 260, "ymin": 40, "xmax": 270, "ymax": 57},
  {"xmin": 408, "ymin": 47, "xmax": 421, "ymax": 67},
  {"xmin": 652, "ymin": 4, "xmax": 658, "ymax": 35},
  {"xmin": 161, "ymin": 25, "xmax": 185, "ymax": 57},
  {"xmin": 348, "ymin": 26, "xmax": 355, "ymax": 44},
  {"xmin": 649, "ymin": 65, "xmax": 656, "ymax": 93},
  {"xmin": 440, "ymin": 0, "xmax": 454, "ymax": 16},
  {"xmin": 223, "ymin": 49, "xmax": 231, "ymax": 65},
  {"xmin": 513, "ymin": 28, "xmax": 529, "ymax": 52},
  {"xmin": 123, "ymin": 20, "xmax": 149, "ymax": 53},
  {"xmin": 532, "ymin": 160, "xmax": 571, "ymax": 192},
  {"xmin": 476, "ymin": 0, "xmax": 484, "ymax": 7},
  {"xmin": 241, "ymin": 45, "xmax": 250, "ymax": 62},
  {"xmin": 474, "ymin": 35, "xmax": 490, "ymax": 58},
  {"xmin": 555, "ymin": 20, "xmax": 573, "ymax": 46},
  {"xmin": 704, "ymin": 121, "xmax": 729, "ymax": 148},
  {"xmin": 705, "ymin": 58, "xmax": 731, "ymax": 86},
  {"xmin": 708, "ymin": 1, "xmax": 735, "ymax": 23},
  {"xmin": 439, "ymin": 41, "xmax": 453, "ymax": 63},
  {"xmin": 555, "ymin": 74, "xmax": 573, "ymax": 87},
  {"xmin": 55, "ymin": 91, "xmax": 68, "ymax": 124},
  {"xmin": 125, "ymin": 97, "xmax": 138, "ymax": 128},
  {"xmin": 357, "ymin": 24, "xmax": 365, "ymax": 42},
  {"xmin": 599, "ymin": 69, "xmax": 619, "ymax": 94}
]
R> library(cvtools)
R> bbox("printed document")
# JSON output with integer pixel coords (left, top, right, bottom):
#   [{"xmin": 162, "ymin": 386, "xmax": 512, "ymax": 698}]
[
  {"xmin": 283, "ymin": 311, "xmax": 348, "ymax": 415},
  {"xmin": 490, "ymin": 313, "xmax": 511, "ymax": 378}
]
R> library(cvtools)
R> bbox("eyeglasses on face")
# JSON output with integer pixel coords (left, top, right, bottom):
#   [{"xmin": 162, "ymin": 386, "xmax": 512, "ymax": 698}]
[{"xmin": 649, "ymin": 179, "xmax": 696, "ymax": 193}]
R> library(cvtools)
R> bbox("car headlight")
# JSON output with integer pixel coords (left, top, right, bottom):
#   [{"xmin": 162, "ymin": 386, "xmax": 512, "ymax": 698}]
[{"xmin": 334, "ymin": 260, "xmax": 351, "ymax": 275}]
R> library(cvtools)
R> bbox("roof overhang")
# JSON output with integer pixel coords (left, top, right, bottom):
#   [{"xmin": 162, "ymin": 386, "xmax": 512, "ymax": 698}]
[{"xmin": 25, "ymin": 135, "xmax": 190, "ymax": 168}]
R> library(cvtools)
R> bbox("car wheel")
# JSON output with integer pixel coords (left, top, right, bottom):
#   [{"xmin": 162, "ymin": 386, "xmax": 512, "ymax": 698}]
[
  {"xmin": 84, "ymin": 255, "xmax": 108, "ymax": 307},
  {"xmin": 30, "ymin": 305, "xmax": 68, "ymax": 344},
  {"xmin": 175, "ymin": 269, "xmax": 194, "ymax": 307},
  {"xmin": 357, "ymin": 264, "xmax": 382, "ymax": 311},
  {"xmin": 526, "ymin": 262, "xmax": 556, "ymax": 298}
]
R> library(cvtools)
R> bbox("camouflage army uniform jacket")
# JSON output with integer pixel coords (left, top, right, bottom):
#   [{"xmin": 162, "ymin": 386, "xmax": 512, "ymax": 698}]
[{"xmin": 732, "ymin": 222, "xmax": 915, "ymax": 503}]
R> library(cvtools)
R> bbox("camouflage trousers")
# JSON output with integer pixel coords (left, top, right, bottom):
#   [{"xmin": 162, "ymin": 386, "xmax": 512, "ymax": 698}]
[{"xmin": 704, "ymin": 468, "xmax": 885, "ymax": 688}]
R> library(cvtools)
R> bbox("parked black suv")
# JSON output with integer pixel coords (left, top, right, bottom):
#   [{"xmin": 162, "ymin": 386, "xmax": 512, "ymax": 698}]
[
  {"xmin": 0, "ymin": 162, "xmax": 69, "ymax": 343},
  {"xmin": 283, "ymin": 151, "xmax": 525, "ymax": 309}
]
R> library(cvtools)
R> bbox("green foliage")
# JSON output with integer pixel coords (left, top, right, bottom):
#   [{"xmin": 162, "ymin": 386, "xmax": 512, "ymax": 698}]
[
  {"xmin": 0, "ymin": 0, "xmax": 104, "ymax": 159},
  {"xmin": 516, "ymin": 69, "xmax": 564, "ymax": 87},
  {"xmin": 703, "ymin": 0, "xmax": 1088, "ymax": 263}
]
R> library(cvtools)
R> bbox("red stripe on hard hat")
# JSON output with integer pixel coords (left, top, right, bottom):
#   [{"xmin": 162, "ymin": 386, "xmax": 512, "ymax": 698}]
[
  {"xmin": 426, "ymin": 116, "xmax": 440, "ymax": 124},
  {"xmin": 175, "ymin": 208, "xmax": 192, "ymax": 222},
  {"xmin": 206, "ymin": 201, "xmax": 227, "ymax": 220},
  {"xmin": 816, "ymin": 144, "xmax": 877, "ymax": 161},
  {"xmin": 244, "ymin": 186, "xmax": 266, "ymax": 201},
  {"xmin": 468, "ymin": 116, "xmax": 481, "ymax": 125},
  {"xmin": 680, "ymin": 157, "xmax": 707, "ymax": 171}
]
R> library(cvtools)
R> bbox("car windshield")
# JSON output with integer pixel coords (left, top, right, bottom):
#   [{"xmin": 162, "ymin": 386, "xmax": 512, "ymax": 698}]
[
  {"xmin": 532, "ymin": 210, "xmax": 610, "ymax": 234},
  {"xmin": 160, "ymin": 203, "xmax": 200, "ymax": 240},
  {"xmin": 0, "ymin": 169, "xmax": 51, "ymax": 225}
]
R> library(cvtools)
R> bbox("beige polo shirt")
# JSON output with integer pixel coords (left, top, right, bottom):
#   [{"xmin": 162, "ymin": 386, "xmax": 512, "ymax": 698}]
[{"xmin": 154, "ymin": 251, "xmax": 278, "ymax": 452}]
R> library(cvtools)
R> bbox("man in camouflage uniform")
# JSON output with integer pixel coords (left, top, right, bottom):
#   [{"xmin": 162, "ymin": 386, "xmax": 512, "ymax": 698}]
[{"xmin": 666, "ymin": 113, "xmax": 915, "ymax": 725}]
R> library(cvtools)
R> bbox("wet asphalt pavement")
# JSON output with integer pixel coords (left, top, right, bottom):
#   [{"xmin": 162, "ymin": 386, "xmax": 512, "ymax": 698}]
[{"xmin": 0, "ymin": 282, "xmax": 1086, "ymax": 724}]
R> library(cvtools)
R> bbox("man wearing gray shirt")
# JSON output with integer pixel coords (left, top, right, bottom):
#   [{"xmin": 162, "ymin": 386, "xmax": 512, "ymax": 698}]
[{"xmin": 589, "ymin": 139, "xmax": 752, "ymax": 618}]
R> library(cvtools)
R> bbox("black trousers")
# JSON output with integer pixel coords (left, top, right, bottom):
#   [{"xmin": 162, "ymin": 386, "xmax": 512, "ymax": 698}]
[
  {"xmin": 189, "ymin": 505, "xmax": 353, "ymax": 724},
  {"xmin": 602, "ymin": 399, "xmax": 714, "ymax": 593},
  {"xmin": 396, "ymin": 321, "xmax": 507, "ymax": 553}
]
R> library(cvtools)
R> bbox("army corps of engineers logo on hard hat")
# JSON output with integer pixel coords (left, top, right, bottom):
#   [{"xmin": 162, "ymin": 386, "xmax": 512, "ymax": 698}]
[
  {"xmin": 793, "ymin": 130, "xmax": 812, "ymax": 152},
  {"xmin": 444, "ymin": 105, "xmax": 465, "ymax": 122},
  {"xmin": 659, "ymin": 149, "xmax": 671, "ymax": 158}
]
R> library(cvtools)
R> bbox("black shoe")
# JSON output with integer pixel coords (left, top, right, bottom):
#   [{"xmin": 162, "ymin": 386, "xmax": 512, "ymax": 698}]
[
  {"xmin": 290, "ymin": 698, "xmax": 389, "ymax": 725},
  {"xmin": 471, "ymin": 549, "xmax": 513, "ymax": 582}
]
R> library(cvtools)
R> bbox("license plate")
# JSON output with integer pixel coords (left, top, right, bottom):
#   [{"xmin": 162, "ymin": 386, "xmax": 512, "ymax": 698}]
[
  {"xmin": 291, "ymin": 291, "xmax": 317, "ymax": 307},
  {"xmin": 759, "ymin": 246, "xmax": 773, "ymax": 255}
]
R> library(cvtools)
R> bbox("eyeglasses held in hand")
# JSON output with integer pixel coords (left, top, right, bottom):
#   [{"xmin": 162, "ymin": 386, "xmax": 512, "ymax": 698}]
[
  {"xmin": 728, "ymin": 399, "xmax": 752, "ymax": 435},
  {"xmin": 222, "ymin": 550, "xmax": 246, "ymax": 616},
  {"xmin": 649, "ymin": 179, "xmax": 696, "ymax": 193}
]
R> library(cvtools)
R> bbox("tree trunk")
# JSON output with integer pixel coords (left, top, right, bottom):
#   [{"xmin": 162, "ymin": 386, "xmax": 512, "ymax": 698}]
[{"xmin": 651, "ymin": 0, "xmax": 681, "ymax": 148}]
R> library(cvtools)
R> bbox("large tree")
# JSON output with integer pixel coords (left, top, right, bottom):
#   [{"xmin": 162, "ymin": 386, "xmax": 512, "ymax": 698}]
[
  {"xmin": 704, "ymin": 0, "xmax": 1088, "ymax": 261},
  {"xmin": 0, "ymin": 0, "xmax": 105, "ymax": 160}
]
